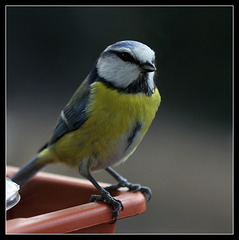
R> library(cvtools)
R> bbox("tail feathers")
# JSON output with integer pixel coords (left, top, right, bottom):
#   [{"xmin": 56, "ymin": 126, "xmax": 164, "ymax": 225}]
[{"xmin": 11, "ymin": 156, "xmax": 47, "ymax": 186}]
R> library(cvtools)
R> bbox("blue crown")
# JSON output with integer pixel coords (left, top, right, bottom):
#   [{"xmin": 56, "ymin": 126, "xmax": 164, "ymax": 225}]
[{"xmin": 111, "ymin": 40, "xmax": 142, "ymax": 49}]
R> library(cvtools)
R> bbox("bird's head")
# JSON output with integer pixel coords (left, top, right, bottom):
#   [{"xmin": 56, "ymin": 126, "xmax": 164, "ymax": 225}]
[{"xmin": 94, "ymin": 40, "xmax": 156, "ymax": 94}]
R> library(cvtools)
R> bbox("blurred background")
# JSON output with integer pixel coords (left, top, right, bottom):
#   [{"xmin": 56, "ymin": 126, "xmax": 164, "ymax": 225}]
[{"xmin": 7, "ymin": 6, "xmax": 233, "ymax": 233}]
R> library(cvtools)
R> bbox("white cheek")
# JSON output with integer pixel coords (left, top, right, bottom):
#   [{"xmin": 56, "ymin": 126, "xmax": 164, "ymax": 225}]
[
  {"xmin": 147, "ymin": 72, "xmax": 155, "ymax": 91},
  {"xmin": 97, "ymin": 58, "xmax": 139, "ymax": 88},
  {"xmin": 133, "ymin": 47, "xmax": 155, "ymax": 63}
]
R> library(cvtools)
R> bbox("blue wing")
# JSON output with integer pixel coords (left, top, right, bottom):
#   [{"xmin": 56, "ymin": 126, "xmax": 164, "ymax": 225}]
[
  {"xmin": 36, "ymin": 77, "xmax": 92, "ymax": 152},
  {"xmin": 49, "ymin": 97, "xmax": 89, "ymax": 145},
  {"xmin": 49, "ymin": 77, "xmax": 91, "ymax": 145},
  {"xmin": 37, "ymin": 62, "xmax": 102, "ymax": 152}
]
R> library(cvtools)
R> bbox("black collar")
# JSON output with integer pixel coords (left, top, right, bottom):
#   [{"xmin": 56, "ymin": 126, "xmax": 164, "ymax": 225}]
[{"xmin": 88, "ymin": 64, "xmax": 154, "ymax": 96}]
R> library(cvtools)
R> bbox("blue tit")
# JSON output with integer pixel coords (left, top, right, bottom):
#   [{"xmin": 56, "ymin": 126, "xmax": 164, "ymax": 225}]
[{"xmin": 11, "ymin": 40, "xmax": 161, "ymax": 223}]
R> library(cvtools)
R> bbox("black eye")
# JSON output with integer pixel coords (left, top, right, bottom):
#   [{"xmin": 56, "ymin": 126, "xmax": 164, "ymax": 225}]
[{"xmin": 119, "ymin": 52, "xmax": 134, "ymax": 62}]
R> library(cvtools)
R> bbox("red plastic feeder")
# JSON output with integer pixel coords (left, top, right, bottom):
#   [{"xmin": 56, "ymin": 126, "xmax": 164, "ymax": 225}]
[{"xmin": 6, "ymin": 166, "xmax": 146, "ymax": 234}]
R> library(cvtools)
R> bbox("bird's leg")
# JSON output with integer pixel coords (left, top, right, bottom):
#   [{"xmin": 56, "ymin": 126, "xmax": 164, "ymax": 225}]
[
  {"xmin": 104, "ymin": 167, "xmax": 152, "ymax": 201},
  {"xmin": 83, "ymin": 170, "xmax": 123, "ymax": 224}
]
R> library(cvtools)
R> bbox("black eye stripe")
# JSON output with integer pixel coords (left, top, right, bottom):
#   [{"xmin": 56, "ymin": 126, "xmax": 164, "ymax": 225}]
[
  {"xmin": 107, "ymin": 50, "xmax": 140, "ymax": 65},
  {"xmin": 117, "ymin": 52, "xmax": 134, "ymax": 62}
]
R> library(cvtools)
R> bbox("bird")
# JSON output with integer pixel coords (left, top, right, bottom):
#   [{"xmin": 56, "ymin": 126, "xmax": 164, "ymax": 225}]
[{"xmin": 11, "ymin": 40, "xmax": 161, "ymax": 223}]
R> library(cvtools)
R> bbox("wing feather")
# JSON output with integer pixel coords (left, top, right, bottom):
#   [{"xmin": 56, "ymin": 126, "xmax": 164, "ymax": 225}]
[{"xmin": 45, "ymin": 77, "xmax": 91, "ymax": 146}]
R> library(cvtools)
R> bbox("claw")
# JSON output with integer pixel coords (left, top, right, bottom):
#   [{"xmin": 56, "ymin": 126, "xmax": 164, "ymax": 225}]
[
  {"xmin": 109, "ymin": 212, "xmax": 119, "ymax": 224},
  {"xmin": 140, "ymin": 186, "xmax": 152, "ymax": 201},
  {"xmin": 105, "ymin": 181, "xmax": 152, "ymax": 201},
  {"xmin": 114, "ymin": 199, "xmax": 124, "ymax": 211},
  {"xmin": 129, "ymin": 183, "xmax": 141, "ymax": 192},
  {"xmin": 89, "ymin": 190, "xmax": 124, "ymax": 223}
]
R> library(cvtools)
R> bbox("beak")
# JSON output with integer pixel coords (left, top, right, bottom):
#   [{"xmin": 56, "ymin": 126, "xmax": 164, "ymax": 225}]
[{"xmin": 140, "ymin": 60, "xmax": 156, "ymax": 72}]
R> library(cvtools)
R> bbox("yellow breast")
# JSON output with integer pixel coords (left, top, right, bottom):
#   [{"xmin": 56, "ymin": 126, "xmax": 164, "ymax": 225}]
[{"xmin": 53, "ymin": 82, "xmax": 161, "ymax": 170}]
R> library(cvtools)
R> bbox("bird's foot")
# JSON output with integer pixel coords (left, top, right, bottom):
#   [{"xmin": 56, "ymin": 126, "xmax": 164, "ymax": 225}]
[
  {"xmin": 104, "ymin": 180, "xmax": 152, "ymax": 201},
  {"xmin": 89, "ymin": 189, "xmax": 124, "ymax": 224}
]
